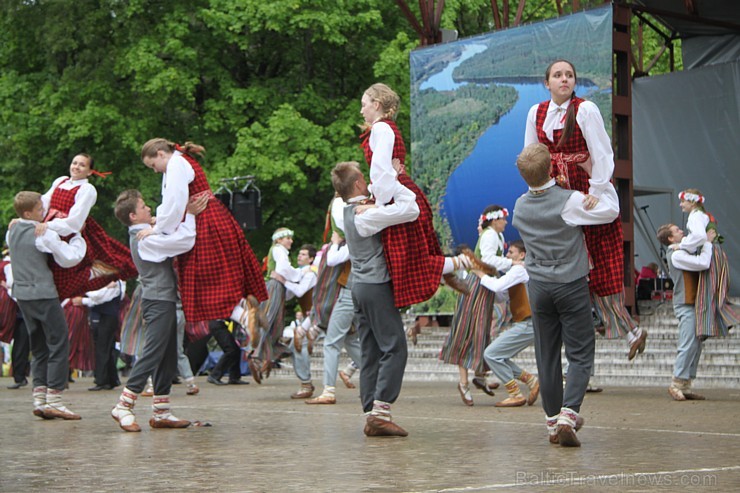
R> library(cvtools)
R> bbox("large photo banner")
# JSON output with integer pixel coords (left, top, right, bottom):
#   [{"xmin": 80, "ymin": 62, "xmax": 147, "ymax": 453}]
[{"xmin": 410, "ymin": 5, "xmax": 613, "ymax": 249}]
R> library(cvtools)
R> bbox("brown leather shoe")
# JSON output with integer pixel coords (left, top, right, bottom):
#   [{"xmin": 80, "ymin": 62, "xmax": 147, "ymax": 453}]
[
  {"xmin": 247, "ymin": 358, "xmax": 262, "ymax": 384},
  {"xmin": 443, "ymin": 273, "xmax": 470, "ymax": 295},
  {"xmin": 364, "ymin": 416, "xmax": 408, "ymax": 437},
  {"xmin": 111, "ymin": 411, "xmax": 141, "ymax": 432},
  {"xmin": 668, "ymin": 386, "xmax": 686, "ymax": 401},
  {"xmin": 526, "ymin": 380, "xmax": 540, "ymax": 406},
  {"xmin": 43, "ymin": 406, "xmax": 82, "ymax": 420},
  {"xmin": 338, "ymin": 371, "xmax": 356, "ymax": 389},
  {"xmin": 33, "ymin": 408, "xmax": 54, "ymax": 420},
  {"xmin": 556, "ymin": 424, "xmax": 581, "ymax": 447},
  {"xmin": 460, "ymin": 247, "xmax": 497, "ymax": 276},
  {"xmin": 305, "ymin": 394, "xmax": 336, "ymax": 405},
  {"xmin": 291, "ymin": 383, "xmax": 315, "ymax": 399},
  {"xmin": 149, "ymin": 417, "xmax": 191, "ymax": 429},
  {"xmin": 458, "ymin": 382, "xmax": 474, "ymax": 406},
  {"xmin": 628, "ymin": 331, "xmax": 648, "ymax": 360},
  {"xmin": 549, "ymin": 416, "xmax": 584, "ymax": 444},
  {"xmin": 472, "ymin": 376, "xmax": 497, "ymax": 396},
  {"xmin": 494, "ymin": 396, "xmax": 526, "ymax": 407}
]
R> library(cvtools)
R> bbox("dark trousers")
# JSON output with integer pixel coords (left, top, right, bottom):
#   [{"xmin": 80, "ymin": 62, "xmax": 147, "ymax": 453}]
[
  {"xmin": 125, "ymin": 300, "xmax": 177, "ymax": 395},
  {"xmin": 352, "ymin": 282, "xmax": 407, "ymax": 413},
  {"xmin": 11, "ymin": 318, "xmax": 30, "ymax": 383},
  {"xmin": 209, "ymin": 320, "xmax": 241, "ymax": 381},
  {"xmin": 91, "ymin": 312, "xmax": 119, "ymax": 387},
  {"xmin": 528, "ymin": 277, "xmax": 595, "ymax": 416},
  {"xmin": 16, "ymin": 298, "xmax": 69, "ymax": 391}
]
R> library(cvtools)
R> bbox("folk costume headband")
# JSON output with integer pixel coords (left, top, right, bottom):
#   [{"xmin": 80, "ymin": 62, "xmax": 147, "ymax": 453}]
[
  {"xmin": 272, "ymin": 229, "xmax": 294, "ymax": 241},
  {"xmin": 479, "ymin": 208, "xmax": 508, "ymax": 226},
  {"xmin": 678, "ymin": 191, "xmax": 704, "ymax": 204}
]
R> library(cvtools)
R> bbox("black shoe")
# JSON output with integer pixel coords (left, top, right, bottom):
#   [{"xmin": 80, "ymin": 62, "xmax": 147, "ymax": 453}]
[
  {"xmin": 7, "ymin": 378, "xmax": 28, "ymax": 389},
  {"xmin": 88, "ymin": 384, "xmax": 113, "ymax": 391},
  {"xmin": 207, "ymin": 375, "xmax": 227, "ymax": 386},
  {"xmin": 227, "ymin": 379, "xmax": 250, "ymax": 385},
  {"xmin": 172, "ymin": 377, "xmax": 182, "ymax": 384}
]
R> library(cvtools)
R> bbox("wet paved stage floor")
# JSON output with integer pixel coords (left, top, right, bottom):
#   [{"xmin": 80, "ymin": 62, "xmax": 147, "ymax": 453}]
[{"xmin": 1, "ymin": 377, "xmax": 739, "ymax": 492}]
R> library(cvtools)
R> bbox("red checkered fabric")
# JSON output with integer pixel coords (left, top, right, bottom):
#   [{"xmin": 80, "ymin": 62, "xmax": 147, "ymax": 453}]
[
  {"xmin": 45, "ymin": 180, "xmax": 137, "ymax": 299},
  {"xmin": 176, "ymin": 153, "xmax": 268, "ymax": 322},
  {"xmin": 0, "ymin": 261, "xmax": 17, "ymax": 343},
  {"xmin": 535, "ymin": 99, "xmax": 624, "ymax": 296},
  {"xmin": 361, "ymin": 120, "xmax": 444, "ymax": 308}
]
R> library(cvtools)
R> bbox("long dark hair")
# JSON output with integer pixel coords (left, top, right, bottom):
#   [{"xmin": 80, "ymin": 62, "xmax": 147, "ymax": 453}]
[{"xmin": 545, "ymin": 59, "xmax": 578, "ymax": 149}]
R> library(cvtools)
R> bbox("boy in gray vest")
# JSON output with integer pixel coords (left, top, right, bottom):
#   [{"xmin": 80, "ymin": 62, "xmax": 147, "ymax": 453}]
[
  {"xmin": 331, "ymin": 161, "xmax": 419, "ymax": 437},
  {"xmin": 511, "ymin": 143, "xmax": 619, "ymax": 447},
  {"xmin": 657, "ymin": 224, "xmax": 714, "ymax": 401},
  {"xmin": 110, "ymin": 190, "xmax": 207, "ymax": 432},
  {"xmin": 7, "ymin": 191, "xmax": 87, "ymax": 420}
]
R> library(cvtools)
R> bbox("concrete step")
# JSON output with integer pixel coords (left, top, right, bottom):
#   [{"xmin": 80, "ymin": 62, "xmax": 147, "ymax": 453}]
[{"xmin": 270, "ymin": 300, "xmax": 740, "ymax": 389}]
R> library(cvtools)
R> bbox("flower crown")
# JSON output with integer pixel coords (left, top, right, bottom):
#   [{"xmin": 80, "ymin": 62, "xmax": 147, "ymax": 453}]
[
  {"xmin": 678, "ymin": 191, "xmax": 704, "ymax": 204},
  {"xmin": 478, "ymin": 208, "xmax": 509, "ymax": 226},
  {"xmin": 272, "ymin": 229, "xmax": 294, "ymax": 241}
]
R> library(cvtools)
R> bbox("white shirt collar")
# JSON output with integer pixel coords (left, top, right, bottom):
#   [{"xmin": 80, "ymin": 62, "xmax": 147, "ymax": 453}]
[
  {"xmin": 17, "ymin": 218, "xmax": 39, "ymax": 225},
  {"xmin": 529, "ymin": 178, "xmax": 557, "ymax": 192},
  {"xmin": 548, "ymin": 99, "xmax": 571, "ymax": 114},
  {"xmin": 346, "ymin": 195, "xmax": 369, "ymax": 204},
  {"xmin": 128, "ymin": 223, "xmax": 151, "ymax": 233}
]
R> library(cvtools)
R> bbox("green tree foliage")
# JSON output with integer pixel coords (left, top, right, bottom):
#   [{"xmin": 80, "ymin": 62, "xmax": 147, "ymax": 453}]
[
  {"xmin": 0, "ymin": 0, "xmax": 415, "ymax": 256},
  {"xmin": 0, "ymin": 0, "xmax": 684, "ymax": 263}
]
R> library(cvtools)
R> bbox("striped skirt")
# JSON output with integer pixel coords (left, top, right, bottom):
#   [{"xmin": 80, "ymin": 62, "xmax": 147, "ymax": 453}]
[
  {"xmin": 592, "ymin": 290, "xmax": 638, "ymax": 339},
  {"xmin": 65, "ymin": 303, "xmax": 94, "ymax": 371},
  {"xmin": 696, "ymin": 243, "xmax": 739, "ymax": 338},
  {"xmin": 439, "ymin": 275, "xmax": 496, "ymax": 373},
  {"xmin": 256, "ymin": 279, "xmax": 286, "ymax": 362},
  {"xmin": 120, "ymin": 284, "xmax": 145, "ymax": 357},
  {"xmin": 311, "ymin": 252, "xmax": 342, "ymax": 330}
]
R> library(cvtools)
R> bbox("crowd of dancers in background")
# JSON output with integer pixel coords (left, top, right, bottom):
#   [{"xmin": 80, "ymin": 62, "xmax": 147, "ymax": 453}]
[{"xmin": 1, "ymin": 60, "xmax": 736, "ymax": 444}]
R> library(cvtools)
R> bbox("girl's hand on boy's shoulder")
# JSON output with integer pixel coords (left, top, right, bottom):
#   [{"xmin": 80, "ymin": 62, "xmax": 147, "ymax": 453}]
[
  {"xmin": 136, "ymin": 228, "xmax": 156, "ymax": 241},
  {"xmin": 354, "ymin": 204, "xmax": 376, "ymax": 215},
  {"xmin": 34, "ymin": 222, "xmax": 48, "ymax": 237}
]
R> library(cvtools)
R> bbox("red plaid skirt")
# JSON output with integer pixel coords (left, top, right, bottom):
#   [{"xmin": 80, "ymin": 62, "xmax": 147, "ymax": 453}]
[
  {"xmin": 557, "ymin": 160, "xmax": 624, "ymax": 296},
  {"xmin": 51, "ymin": 218, "xmax": 138, "ymax": 300},
  {"xmin": 0, "ymin": 289, "xmax": 17, "ymax": 343},
  {"xmin": 177, "ymin": 197, "xmax": 268, "ymax": 322},
  {"xmin": 382, "ymin": 174, "xmax": 445, "ymax": 308}
]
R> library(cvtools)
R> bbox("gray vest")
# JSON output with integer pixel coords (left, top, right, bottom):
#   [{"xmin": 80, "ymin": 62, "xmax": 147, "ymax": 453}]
[
  {"xmin": 7, "ymin": 222, "xmax": 59, "ymax": 300},
  {"xmin": 130, "ymin": 231, "xmax": 178, "ymax": 302},
  {"xmin": 343, "ymin": 204, "xmax": 390, "ymax": 286},
  {"xmin": 512, "ymin": 186, "xmax": 589, "ymax": 284}
]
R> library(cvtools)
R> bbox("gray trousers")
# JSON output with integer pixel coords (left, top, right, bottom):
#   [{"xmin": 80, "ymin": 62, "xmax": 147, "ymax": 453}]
[
  {"xmin": 483, "ymin": 319, "xmax": 535, "ymax": 384},
  {"xmin": 322, "ymin": 287, "xmax": 362, "ymax": 388},
  {"xmin": 352, "ymin": 282, "xmax": 407, "ymax": 413},
  {"xmin": 125, "ymin": 300, "xmax": 178, "ymax": 395},
  {"xmin": 291, "ymin": 338, "xmax": 311, "ymax": 382},
  {"xmin": 17, "ymin": 298, "xmax": 69, "ymax": 391},
  {"xmin": 528, "ymin": 277, "xmax": 594, "ymax": 416},
  {"xmin": 175, "ymin": 307, "xmax": 194, "ymax": 380},
  {"xmin": 673, "ymin": 303, "xmax": 703, "ymax": 380}
]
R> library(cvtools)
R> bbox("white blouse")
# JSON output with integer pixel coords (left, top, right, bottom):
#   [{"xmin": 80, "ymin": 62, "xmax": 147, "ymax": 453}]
[
  {"xmin": 42, "ymin": 176, "xmax": 98, "ymax": 236},
  {"xmin": 679, "ymin": 209, "xmax": 709, "ymax": 254},
  {"xmin": 524, "ymin": 99, "xmax": 614, "ymax": 198},
  {"xmin": 154, "ymin": 151, "xmax": 195, "ymax": 235},
  {"xmin": 367, "ymin": 121, "xmax": 398, "ymax": 207},
  {"xmin": 479, "ymin": 228, "xmax": 512, "ymax": 273}
]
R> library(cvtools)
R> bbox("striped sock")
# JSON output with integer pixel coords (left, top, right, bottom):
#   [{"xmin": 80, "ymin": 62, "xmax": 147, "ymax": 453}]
[
  {"xmin": 504, "ymin": 380, "xmax": 523, "ymax": 398},
  {"xmin": 370, "ymin": 400, "xmax": 392, "ymax": 421},
  {"xmin": 518, "ymin": 370, "xmax": 536, "ymax": 388}
]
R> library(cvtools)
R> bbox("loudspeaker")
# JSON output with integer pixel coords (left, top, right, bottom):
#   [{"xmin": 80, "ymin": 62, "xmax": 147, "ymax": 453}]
[{"xmin": 215, "ymin": 189, "xmax": 261, "ymax": 231}]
